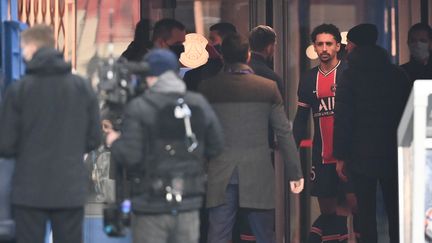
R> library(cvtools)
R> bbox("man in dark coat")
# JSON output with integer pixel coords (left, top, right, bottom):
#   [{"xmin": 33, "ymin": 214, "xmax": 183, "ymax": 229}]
[
  {"xmin": 0, "ymin": 24, "xmax": 102, "ymax": 243},
  {"xmin": 249, "ymin": 25, "xmax": 286, "ymax": 159},
  {"xmin": 333, "ymin": 23, "xmax": 411, "ymax": 243},
  {"xmin": 400, "ymin": 23, "xmax": 432, "ymax": 85},
  {"xmin": 248, "ymin": 25, "xmax": 283, "ymax": 95},
  {"xmin": 199, "ymin": 33, "xmax": 304, "ymax": 243}
]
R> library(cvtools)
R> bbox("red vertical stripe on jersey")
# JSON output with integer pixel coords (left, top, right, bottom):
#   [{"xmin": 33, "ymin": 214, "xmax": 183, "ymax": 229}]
[{"xmin": 316, "ymin": 69, "xmax": 337, "ymax": 164}]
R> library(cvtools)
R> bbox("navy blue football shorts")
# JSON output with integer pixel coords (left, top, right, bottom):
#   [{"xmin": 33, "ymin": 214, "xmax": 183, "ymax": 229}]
[{"xmin": 310, "ymin": 162, "xmax": 354, "ymax": 198}]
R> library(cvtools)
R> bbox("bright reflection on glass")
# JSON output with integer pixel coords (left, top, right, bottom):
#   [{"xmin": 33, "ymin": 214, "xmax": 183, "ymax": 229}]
[
  {"xmin": 180, "ymin": 33, "xmax": 209, "ymax": 68},
  {"xmin": 341, "ymin": 31, "xmax": 348, "ymax": 45},
  {"xmin": 306, "ymin": 45, "xmax": 318, "ymax": 60}
]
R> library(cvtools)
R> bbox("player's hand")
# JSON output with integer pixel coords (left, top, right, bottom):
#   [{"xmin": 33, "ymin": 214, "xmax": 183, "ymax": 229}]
[
  {"xmin": 336, "ymin": 160, "xmax": 348, "ymax": 182},
  {"xmin": 290, "ymin": 178, "xmax": 304, "ymax": 194}
]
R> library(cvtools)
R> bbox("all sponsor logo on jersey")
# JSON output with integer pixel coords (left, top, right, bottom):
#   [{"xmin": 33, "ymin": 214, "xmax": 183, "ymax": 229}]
[{"xmin": 313, "ymin": 96, "xmax": 335, "ymax": 117}]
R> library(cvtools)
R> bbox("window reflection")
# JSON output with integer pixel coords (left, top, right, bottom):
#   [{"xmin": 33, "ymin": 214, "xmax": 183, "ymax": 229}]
[
  {"xmin": 143, "ymin": 0, "xmax": 250, "ymax": 39},
  {"xmin": 76, "ymin": 0, "xmax": 140, "ymax": 79}
]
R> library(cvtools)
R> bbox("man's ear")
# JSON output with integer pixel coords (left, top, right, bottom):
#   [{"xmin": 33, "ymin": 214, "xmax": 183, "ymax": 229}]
[
  {"xmin": 265, "ymin": 43, "xmax": 275, "ymax": 55},
  {"xmin": 154, "ymin": 38, "xmax": 167, "ymax": 48}
]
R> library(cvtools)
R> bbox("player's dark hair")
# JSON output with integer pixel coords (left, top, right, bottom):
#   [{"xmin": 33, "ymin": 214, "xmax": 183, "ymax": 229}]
[{"xmin": 311, "ymin": 24, "xmax": 341, "ymax": 43}]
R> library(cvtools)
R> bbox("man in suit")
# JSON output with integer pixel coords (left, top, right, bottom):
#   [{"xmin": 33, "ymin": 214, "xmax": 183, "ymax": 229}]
[{"xmin": 199, "ymin": 33, "xmax": 304, "ymax": 243}]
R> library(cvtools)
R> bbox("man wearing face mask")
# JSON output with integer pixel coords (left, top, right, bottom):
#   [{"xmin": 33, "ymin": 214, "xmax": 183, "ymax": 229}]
[
  {"xmin": 183, "ymin": 22, "xmax": 237, "ymax": 91},
  {"xmin": 152, "ymin": 18, "xmax": 186, "ymax": 58},
  {"xmin": 401, "ymin": 23, "xmax": 432, "ymax": 86},
  {"xmin": 121, "ymin": 18, "xmax": 186, "ymax": 62}
]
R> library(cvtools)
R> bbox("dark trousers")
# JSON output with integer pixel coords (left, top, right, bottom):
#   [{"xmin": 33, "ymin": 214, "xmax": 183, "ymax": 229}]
[
  {"xmin": 13, "ymin": 205, "xmax": 84, "ymax": 243},
  {"xmin": 350, "ymin": 171, "xmax": 399, "ymax": 243},
  {"xmin": 207, "ymin": 184, "xmax": 275, "ymax": 243}
]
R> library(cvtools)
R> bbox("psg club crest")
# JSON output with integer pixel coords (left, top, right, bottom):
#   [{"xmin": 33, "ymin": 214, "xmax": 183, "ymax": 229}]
[{"xmin": 331, "ymin": 83, "xmax": 337, "ymax": 93}]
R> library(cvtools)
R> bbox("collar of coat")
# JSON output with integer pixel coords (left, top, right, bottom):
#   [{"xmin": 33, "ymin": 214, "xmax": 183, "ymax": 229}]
[
  {"xmin": 150, "ymin": 70, "xmax": 186, "ymax": 94},
  {"xmin": 222, "ymin": 63, "xmax": 254, "ymax": 75}
]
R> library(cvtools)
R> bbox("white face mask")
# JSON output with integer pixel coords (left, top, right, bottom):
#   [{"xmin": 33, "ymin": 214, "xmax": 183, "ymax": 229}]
[{"xmin": 409, "ymin": 41, "xmax": 430, "ymax": 62}]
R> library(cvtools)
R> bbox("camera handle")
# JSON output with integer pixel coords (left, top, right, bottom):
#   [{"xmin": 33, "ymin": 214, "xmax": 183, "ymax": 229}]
[{"xmin": 174, "ymin": 98, "xmax": 198, "ymax": 152}]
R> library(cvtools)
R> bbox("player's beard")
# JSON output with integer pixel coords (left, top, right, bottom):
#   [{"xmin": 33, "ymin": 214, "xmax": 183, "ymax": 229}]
[
  {"xmin": 319, "ymin": 53, "xmax": 330, "ymax": 62},
  {"xmin": 319, "ymin": 53, "xmax": 337, "ymax": 64}
]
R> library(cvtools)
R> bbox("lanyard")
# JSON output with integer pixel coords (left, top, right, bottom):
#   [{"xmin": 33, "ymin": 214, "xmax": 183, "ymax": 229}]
[{"xmin": 225, "ymin": 68, "xmax": 254, "ymax": 75}]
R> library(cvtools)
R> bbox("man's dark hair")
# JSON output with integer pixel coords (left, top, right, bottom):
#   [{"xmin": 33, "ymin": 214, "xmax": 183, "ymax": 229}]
[
  {"xmin": 152, "ymin": 18, "xmax": 185, "ymax": 42},
  {"xmin": 408, "ymin": 22, "xmax": 432, "ymax": 42},
  {"xmin": 221, "ymin": 34, "xmax": 249, "ymax": 64},
  {"xmin": 209, "ymin": 23, "xmax": 237, "ymax": 39},
  {"xmin": 249, "ymin": 25, "xmax": 276, "ymax": 52},
  {"xmin": 133, "ymin": 19, "xmax": 151, "ymax": 44},
  {"xmin": 311, "ymin": 24, "xmax": 341, "ymax": 43},
  {"xmin": 100, "ymin": 104, "xmax": 122, "ymax": 126}
]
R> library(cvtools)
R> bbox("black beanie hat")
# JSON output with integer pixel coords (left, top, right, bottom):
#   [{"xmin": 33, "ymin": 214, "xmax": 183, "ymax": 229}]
[{"xmin": 347, "ymin": 23, "xmax": 378, "ymax": 46}]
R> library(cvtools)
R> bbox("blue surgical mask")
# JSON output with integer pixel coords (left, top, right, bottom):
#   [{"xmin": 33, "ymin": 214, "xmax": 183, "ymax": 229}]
[{"xmin": 409, "ymin": 41, "xmax": 430, "ymax": 62}]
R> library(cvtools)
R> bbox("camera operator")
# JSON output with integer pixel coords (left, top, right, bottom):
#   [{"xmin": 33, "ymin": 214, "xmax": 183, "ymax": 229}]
[{"xmin": 106, "ymin": 49, "xmax": 224, "ymax": 243}]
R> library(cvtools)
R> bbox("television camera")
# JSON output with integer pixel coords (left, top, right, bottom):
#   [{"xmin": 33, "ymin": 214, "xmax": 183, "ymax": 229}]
[
  {"xmin": 97, "ymin": 57, "xmax": 150, "ymax": 237},
  {"xmin": 96, "ymin": 56, "xmax": 150, "ymax": 131},
  {"xmin": 98, "ymin": 57, "xmax": 150, "ymax": 106}
]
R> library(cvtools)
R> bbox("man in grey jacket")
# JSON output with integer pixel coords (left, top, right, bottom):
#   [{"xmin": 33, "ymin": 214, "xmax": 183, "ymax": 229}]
[
  {"xmin": 199, "ymin": 33, "xmax": 304, "ymax": 243},
  {"xmin": 107, "ymin": 49, "xmax": 224, "ymax": 243}
]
